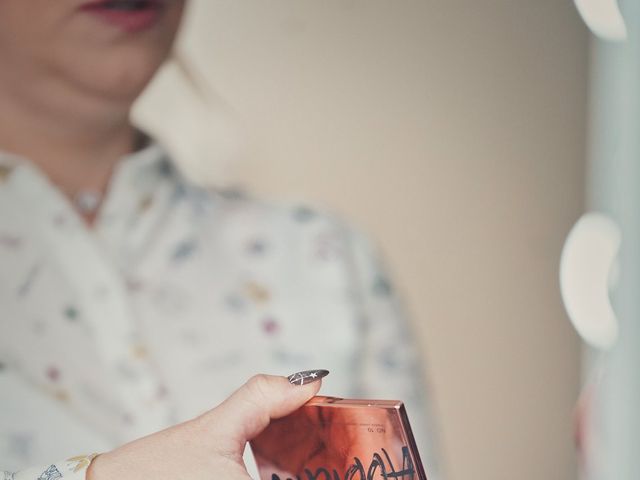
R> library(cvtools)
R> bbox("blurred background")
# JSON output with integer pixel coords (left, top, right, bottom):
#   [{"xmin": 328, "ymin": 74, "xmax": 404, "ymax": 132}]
[{"xmin": 134, "ymin": 2, "xmax": 637, "ymax": 480}]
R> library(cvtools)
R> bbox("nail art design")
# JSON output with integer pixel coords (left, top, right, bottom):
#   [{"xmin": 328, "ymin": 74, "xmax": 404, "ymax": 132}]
[{"xmin": 288, "ymin": 369, "xmax": 330, "ymax": 386}]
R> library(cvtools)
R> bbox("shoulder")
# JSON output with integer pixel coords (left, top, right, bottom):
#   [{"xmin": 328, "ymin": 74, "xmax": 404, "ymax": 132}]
[
  {"xmin": 183, "ymin": 182, "xmax": 352, "ymax": 238},
  {"xmin": 164, "ymin": 155, "xmax": 354, "ymax": 239},
  {"xmin": 170, "ymin": 173, "xmax": 374, "ymax": 263}
]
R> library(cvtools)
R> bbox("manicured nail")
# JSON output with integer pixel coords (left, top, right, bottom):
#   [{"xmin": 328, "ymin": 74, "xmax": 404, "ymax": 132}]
[{"xmin": 287, "ymin": 369, "xmax": 330, "ymax": 386}]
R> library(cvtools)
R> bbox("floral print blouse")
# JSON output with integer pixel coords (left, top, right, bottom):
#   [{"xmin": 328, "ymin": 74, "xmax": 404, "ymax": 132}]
[{"xmin": 0, "ymin": 143, "xmax": 440, "ymax": 479}]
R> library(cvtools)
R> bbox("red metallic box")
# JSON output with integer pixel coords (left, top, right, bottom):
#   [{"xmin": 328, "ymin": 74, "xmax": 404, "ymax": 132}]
[{"xmin": 250, "ymin": 396, "xmax": 428, "ymax": 480}]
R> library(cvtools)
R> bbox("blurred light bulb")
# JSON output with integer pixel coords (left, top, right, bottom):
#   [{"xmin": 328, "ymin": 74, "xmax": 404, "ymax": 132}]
[
  {"xmin": 560, "ymin": 213, "xmax": 621, "ymax": 350},
  {"xmin": 574, "ymin": 0, "xmax": 627, "ymax": 41}
]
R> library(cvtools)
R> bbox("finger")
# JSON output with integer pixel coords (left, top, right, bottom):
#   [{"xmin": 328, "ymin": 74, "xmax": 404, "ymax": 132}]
[{"xmin": 204, "ymin": 370, "xmax": 329, "ymax": 450}]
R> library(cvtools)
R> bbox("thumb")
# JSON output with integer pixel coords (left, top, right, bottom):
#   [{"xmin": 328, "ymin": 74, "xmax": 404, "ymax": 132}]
[{"xmin": 203, "ymin": 370, "xmax": 329, "ymax": 453}]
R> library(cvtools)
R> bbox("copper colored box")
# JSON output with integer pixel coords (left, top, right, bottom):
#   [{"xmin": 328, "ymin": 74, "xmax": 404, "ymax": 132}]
[{"xmin": 250, "ymin": 396, "xmax": 428, "ymax": 480}]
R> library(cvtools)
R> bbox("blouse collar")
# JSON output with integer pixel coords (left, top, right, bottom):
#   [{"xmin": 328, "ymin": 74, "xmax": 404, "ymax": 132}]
[{"xmin": 0, "ymin": 140, "xmax": 182, "ymax": 262}]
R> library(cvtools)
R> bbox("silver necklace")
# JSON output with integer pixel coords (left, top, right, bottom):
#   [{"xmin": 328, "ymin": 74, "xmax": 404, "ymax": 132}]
[{"xmin": 73, "ymin": 189, "xmax": 103, "ymax": 214}]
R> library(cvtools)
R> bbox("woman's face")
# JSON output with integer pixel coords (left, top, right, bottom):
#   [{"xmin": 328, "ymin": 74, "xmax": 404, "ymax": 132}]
[{"xmin": 0, "ymin": 0, "xmax": 186, "ymax": 104}]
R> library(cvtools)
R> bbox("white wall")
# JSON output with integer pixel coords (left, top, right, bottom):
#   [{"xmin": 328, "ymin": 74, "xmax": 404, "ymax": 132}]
[{"xmin": 135, "ymin": 2, "xmax": 589, "ymax": 479}]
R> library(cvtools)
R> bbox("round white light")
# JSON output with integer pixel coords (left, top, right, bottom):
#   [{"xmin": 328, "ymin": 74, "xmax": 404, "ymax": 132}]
[
  {"xmin": 574, "ymin": 0, "xmax": 627, "ymax": 41},
  {"xmin": 560, "ymin": 213, "xmax": 621, "ymax": 350}
]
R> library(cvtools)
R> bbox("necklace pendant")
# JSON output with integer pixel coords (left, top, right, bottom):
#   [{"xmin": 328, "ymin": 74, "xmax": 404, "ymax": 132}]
[{"xmin": 74, "ymin": 190, "xmax": 102, "ymax": 214}]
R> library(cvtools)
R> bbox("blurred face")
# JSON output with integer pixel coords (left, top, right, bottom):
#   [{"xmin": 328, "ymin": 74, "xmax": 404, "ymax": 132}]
[{"xmin": 0, "ymin": 0, "xmax": 186, "ymax": 106}]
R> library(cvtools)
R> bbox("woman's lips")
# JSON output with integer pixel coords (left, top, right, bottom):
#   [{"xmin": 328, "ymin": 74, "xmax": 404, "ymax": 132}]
[{"xmin": 79, "ymin": 0, "xmax": 166, "ymax": 33}]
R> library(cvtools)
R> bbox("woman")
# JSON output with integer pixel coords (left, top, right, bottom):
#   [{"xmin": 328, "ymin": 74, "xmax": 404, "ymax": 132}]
[{"xmin": 0, "ymin": 0, "xmax": 440, "ymax": 478}]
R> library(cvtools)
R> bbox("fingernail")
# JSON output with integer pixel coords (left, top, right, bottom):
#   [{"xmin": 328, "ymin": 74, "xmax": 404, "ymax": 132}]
[{"xmin": 287, "ymin": 369, "xmax": 330, "ymax": 386}]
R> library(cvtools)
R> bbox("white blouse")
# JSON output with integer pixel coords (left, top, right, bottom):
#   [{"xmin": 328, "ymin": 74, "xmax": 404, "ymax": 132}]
[{"xmin": 0, "ymin": 144, "xmax": 441, "ymax": 479}]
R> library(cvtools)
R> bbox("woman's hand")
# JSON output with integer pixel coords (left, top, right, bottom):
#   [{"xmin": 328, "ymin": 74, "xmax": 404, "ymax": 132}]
[{"xmin": 87, "ymin": 371, "xmax": 328, "ymax": 480}]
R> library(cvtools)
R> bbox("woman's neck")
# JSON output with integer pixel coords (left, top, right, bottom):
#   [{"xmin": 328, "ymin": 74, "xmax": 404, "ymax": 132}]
[
  {"xmin": 0, "ymin": 104, "xmax": 136, "ymax": 194},
  {"xmin": 0, "ymin": 77, "xmax": 137, "ymax": 223}
]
